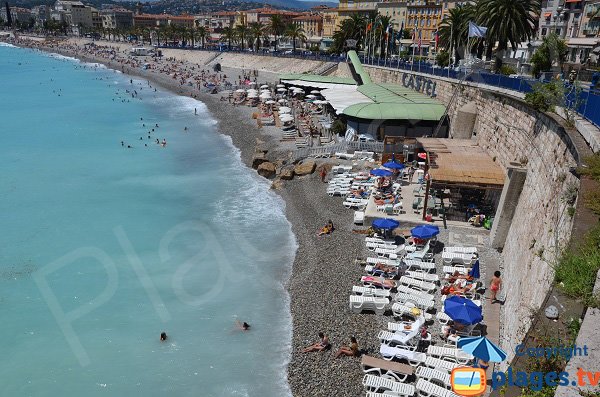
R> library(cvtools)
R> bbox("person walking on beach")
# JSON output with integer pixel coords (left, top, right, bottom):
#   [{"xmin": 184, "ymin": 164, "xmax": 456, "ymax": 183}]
[
  {"xmin": 335, "ymin": 336, "xmax": 359, "ymax": 358},
  {"xmin": 302, "ymin": 332, "xmax": 330, "ymax": 352},
  {"xmin": 490, "ymin": 271, "xmax": 502, "ymax": 303},
  {"xmin": 319, "ymin": 167, "xmax": 327, "ymax": 183}
]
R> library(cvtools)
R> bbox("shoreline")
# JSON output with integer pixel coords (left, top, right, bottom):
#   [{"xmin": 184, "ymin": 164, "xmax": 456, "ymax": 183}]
[{"xmin": 6, "ymin": 37, "xmax": 375, "ymax": 396}]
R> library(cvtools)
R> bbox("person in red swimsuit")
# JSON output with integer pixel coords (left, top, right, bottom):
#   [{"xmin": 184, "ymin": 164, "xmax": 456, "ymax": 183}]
[{"xmin": 490, "ymin": 271, "xmax": 502, "ymax": 303}]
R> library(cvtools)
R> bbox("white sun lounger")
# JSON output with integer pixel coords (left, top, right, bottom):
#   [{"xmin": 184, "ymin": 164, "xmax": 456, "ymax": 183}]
[
  {"xmin": 394, "ymin": 285, "xmax": 435, "ymax": 302},
  {"xmin": 415, "ymin": 366, "xmax": 452, "ymax": 388},
  {"xmin": 442, "ymin": 251, "xmax": 477, "ymax": 265},
  {"xmin": 391, "ymin": 303, "xmax": 432, "ymax": 321},
  {"xmin": 378, "ymin": 329, "xmax": 420, "ymax": 349},
  {"xmin": 367, "ymin": 241, "xmax": 399, "ymax": 251},
  {"xmin": 361, "ymin": 355, "xmax": 414, "ymax": 383},
  {"xmin": 416, "ymin": 378, "xmax": 459, "ymax": 397},
  {"xmin": 442, "ymin": 265, "xmax": 470, "ymax": 275},
  {"xmin": 379, "ymin": 344, "xmax": 427, "ymax": 367},
  {"xmin": 424, "ymin": 356, "xmax": 462, "ymax": 373},
  {"xmin": 436, "ymin": 311, "xmax": 452, "ymax": 325},
  {"xmin": 361, "ymin": 276, "xmax": 397, "ymax": 290},
  {"xmin": 362, "ymin": 374, "xmax": 416, "ymax": 397},
  {"xmin": 366, "ymin": 391, "xmax": 411, "ymax": 397},
  {"xmin": 349, "ymin": 295, "xmax": 388, "ymax": 315},
  {"xmin": 443, "ymin": 246, "xmax": 478, "ymax": 255},
  {"xmin": 406, "ymin": 270, "xmax": 439, "ymax": 283},
  {"xmin": 367, "ymin": 257, "xmax": 401, "ymax": 267},
  {"xmin": 352, "ymin": 285, "xmax": 391, "ymax": 299},
  {"xmin": 393, "ymin": 294, "xmax": 434, "ymax": 310},
  {"xmin": 366, "ymin": 237, "xmax": 397, "ymax": 244},
  {"xmin": 426, "ymin": 344, "xmax": 474, "ymax": 364},
  {"xmin": 399, "ymin": 276, "xmax": 437, "ymax": 293},
  {"xmin": 375, "ymin": 245, "xmax": 406, "ymax": 259},
  {"xmin": 388, "ymin": 316, "xmax": 425, "ymax": 332},
  {"xmin": 365, "ymin": 264, "xmax": 399, "ymax": 278},
  {"xmin": 343, "ymin": 198, "xmax": 368, "ymax": 210},
  {"xmin": 404, "ymin": 259, "xmax": 436, "ymax": 271}
]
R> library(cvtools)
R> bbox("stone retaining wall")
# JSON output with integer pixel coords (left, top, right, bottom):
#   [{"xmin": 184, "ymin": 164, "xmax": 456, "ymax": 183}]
[{"xmin": 364, "ymin": 66, "xmax": 579, "ymax": 364}]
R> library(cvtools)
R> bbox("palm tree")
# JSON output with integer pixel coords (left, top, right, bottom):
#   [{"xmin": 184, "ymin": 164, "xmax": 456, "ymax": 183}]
[
  {"xmin": 476, "ymin": 0, "xmax": 540, "ymax": 69},
  {"xmin": 196, "ymin": 25, "xmax": 208, "ymax": 49},
  {"xmin": 269, "ymin": 14, "xmax": 285, "ymax": 51},
  {"xmin": 221, "ymin": 25, "xmax": 236, "ymax": 49},
  {"xmin": 249, "ymin": 21, "xmax": 266, "ymax": 51},
  {"xmin": 438, "ymin": 4, "xmax": 475, "ymax": 64},
  {"xmin": 331, "ymin": 14, "xmax": 366, "ymax": 54},
  {"xmin": 376, "ymin": 15, "xmax": 393, "ymax": 58},
  {"xmin": 235, "ymin": 23, "xmax": 249, "ymax": 50},
  {"xmin": 284, "ymin": 23, "xmax": 306, "ymax": 53}
]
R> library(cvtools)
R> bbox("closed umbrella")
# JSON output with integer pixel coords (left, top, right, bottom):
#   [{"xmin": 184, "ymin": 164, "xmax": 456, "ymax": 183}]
[
  {"xmin": 411, "ymin": 225, "xmax": 440, "ymax": 239},
  {"xmin": 370, "ymin": 168, "xmax": 393, "ymax": 177},
  {"xmin": 458, "ymin": 336, "xmax": 507, "ymax": 362},
  {"xmin": 444, "ymin": 295, "xmax": 483, "ymax": 325},
  {"xmin": 372, "ymin": 218, "xmax": 400, "ymax": 230},
  {"xmin": 383, "ymin": 161, "xmax": 405, "ymax": 170},
  {"xmin": 468, "ymin": 260, "xmax": 480, "ymax": 279}
]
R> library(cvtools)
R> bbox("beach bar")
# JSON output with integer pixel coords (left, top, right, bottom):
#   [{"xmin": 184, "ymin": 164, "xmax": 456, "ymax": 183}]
[{"xmin": 280, "ymin": 51, "xmax": 448, "ymax": 140}]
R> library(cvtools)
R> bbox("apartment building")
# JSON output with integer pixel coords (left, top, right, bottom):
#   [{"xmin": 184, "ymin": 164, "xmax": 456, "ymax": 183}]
[
  {"xmin": 405, "ymin": 0, "xmax": 444, "ymax": 47},
  {"xmin": 101, "ymin": 8, "xmax": 133, "ymax": 30},
  {"xmin": 377, "ymin": 1, "xmax": 407, "ymax": 31}
]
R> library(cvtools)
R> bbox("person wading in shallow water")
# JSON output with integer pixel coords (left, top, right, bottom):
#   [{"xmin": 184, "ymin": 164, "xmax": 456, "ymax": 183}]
[{"xmin": 160, "ymin": 332, "xmax": 168, "ymax": 341}]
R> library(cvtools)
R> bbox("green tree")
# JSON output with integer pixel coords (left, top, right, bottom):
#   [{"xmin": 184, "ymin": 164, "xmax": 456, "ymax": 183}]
[
  {"xmin": 436, "ymin": 50, "xmax": 450, "ymax": 67},
  {"xmin": 234, "ymin": 23, "xmax": 249, "ymax": 49},
  {"xmin": 284, "ymin": 23, "xmax": 306, "ymax": 53},
  {"xmin": 269, "ymin": 14, "xmax": 285, "ymax": 51},
  {"xmin": 220, "ymin": 25, "xmax": 236, "ymax": 49},
  {"xmin": 438, "ymin": 4, "xmax": 475, "ymax": 64},
  {"xmin": 476, "ymin": 0, "xmax": 540, "ymax": 69},
  {"xmin": 248, "ymin": 21, "xmax": 266, "ymax": 51},
  {"xmin": 530, "ymin": 33, "xmax": 568, "ymax": 77},
  {"xmin": 195, "ymin": 25, "xmax": 207, "ymax": 48},
  {"xmin": 331, "ymin": 13, "xmax": 366, "ymax": 54}
]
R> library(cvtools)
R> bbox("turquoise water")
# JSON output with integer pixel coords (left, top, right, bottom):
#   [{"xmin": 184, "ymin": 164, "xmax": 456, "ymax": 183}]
[{"xmin": 0, "ymin": 44, "xmax": 295, "ymax": 397}]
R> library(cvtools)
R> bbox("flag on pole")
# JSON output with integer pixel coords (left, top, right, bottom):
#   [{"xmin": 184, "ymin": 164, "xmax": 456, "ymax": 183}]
[
  {"xmin": 397, "ymin": 21, "xmax": 404, "ymax": 40},
  {"xmin": 434, "ymin": 29, "xmax": 439, "ymax": 51},
  {"xmin": 468, "ymin": 21, "xmax": 487, "ymax": 38}
]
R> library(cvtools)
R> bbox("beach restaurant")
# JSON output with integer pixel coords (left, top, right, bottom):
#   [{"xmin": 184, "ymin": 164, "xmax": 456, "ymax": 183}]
[{"xmin": 280, "ymin": 51, "xmax": 448, "ymax": 140}]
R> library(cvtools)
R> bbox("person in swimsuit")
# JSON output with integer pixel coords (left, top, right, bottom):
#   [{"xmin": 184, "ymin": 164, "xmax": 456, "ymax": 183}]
[
  {"xmin": 160, "ymin": 332, "xmax": 167, "ymax": 341},
  {"xmin": 302, "ymin": 332, "xmax": 330, "ymax": 353},
  {"xmin": 236, "ymin": 320, "xmax": 250, "ymax": 331},
  {"xmin": 490, "ymin": 270, "xmax": 502, "ymax": 303},
  {"xmin": 335, "ymin": 336, "xmax": 359, "ymax": 358}
]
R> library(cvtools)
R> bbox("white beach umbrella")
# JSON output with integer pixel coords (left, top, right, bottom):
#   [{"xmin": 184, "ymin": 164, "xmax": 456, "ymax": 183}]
[
  {"xmin": 249, "ymin": 82, "xmax": 257, "ymax": 85},
  {"xmin": 278, "ymin": 99, "xmax": 287, "ymax": 103},
  {"xmin": 259, "ymin": 93, "xmax": 272, "ymax": 99},
  {"xmin": 260, "ymin": 84, "xmax": 269, "ymax": 89},
  {"xmin": 247, "ymin": 88, "xmax": 258, "ymax": 92},
  {"xmin": 278, "ymin": 106, "xmax": 292, "ymax": 113},
  {"xmin": 310, "ymin": 90, "xmax": 320, "ymax": 94},
  {"xmin": 279, "ymin": 115, "xmax": 294, "ymax": 122},
  {"xmin": 314, "ymin": 100, "xmax": 329, "ymax": 105},
  {"xmin": 265, "ymin": 100, "xmax": 276, "ymax": 104},
  {"xmin": 306, "ymin": 94, "xmax": 317, "ymax": 99},
  {"xmin": 277, "ymin": 84, "xmax": 285, "ymax": 88},
  {"xmin": 277, "ymin": 88, "xmax": 287, "ymax": 92},
  {"xmin": 236, "ymin": 89, "xmax": 245, "ymax": 93},
  {"xmin": 247, "ymin": 93, "xmax": 258, "ymax": 98}
]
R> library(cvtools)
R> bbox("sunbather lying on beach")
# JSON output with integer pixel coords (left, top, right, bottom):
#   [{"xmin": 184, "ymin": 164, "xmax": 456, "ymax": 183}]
[
  {"xmin": 372, "ymin": 263, "xmax": 398, "ymax": 278},
  {"xmin": 302, "ymin": 332, "xmax": 330, "ymax": 353},
  {"xmin": 361, "ymin": 275, "xmax": 396, "ymax": 289}
]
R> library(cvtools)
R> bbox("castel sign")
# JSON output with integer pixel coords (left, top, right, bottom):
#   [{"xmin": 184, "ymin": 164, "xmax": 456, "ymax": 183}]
[{"xmin": 401, "ymin": 73, "xmax": 437, "ymax": 98}]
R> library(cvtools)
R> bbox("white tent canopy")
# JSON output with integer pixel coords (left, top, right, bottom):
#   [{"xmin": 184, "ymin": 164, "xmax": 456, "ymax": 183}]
[{"xmin": 320, "ymin": 85, "xmax": 372, "ymax": 114}]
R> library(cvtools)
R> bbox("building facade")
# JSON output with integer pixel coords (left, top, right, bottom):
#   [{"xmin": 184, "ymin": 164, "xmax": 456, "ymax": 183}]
[
  {"xmin": 293, "ymin": 13, "xmax": 324, "ymax": 47},
  {"xmin": 101, "ymin": 8, "xmax": 133, "ymax": 30},
  {"xmin": 377, "ymin": 1, "xmax": 407, "ymax": 31},
  {"xmin": 405, "ymin": 0, "xmax": 443, "ymax": 48}
]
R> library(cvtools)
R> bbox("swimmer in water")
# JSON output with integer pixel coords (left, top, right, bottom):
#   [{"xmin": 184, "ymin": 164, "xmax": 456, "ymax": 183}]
[
  {"xmin": 236, "ymin": 320, "xmax": 250, "ymax": 331},
  {"xmin": 121, "ymin": 141, "xmax": 124, "ymax": 146},
  {"xmin": 161, "ymin": 139, "xmax": 167, "ymax": 147},
  {"xmin": 160, "ymin": 332, "xmax": 167, "ymax": 341}
]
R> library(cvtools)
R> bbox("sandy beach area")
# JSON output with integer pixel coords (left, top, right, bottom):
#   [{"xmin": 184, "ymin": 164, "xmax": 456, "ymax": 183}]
[{"xmin": 5, "ymin": 36, "xmax": 384, "ymax": 396}]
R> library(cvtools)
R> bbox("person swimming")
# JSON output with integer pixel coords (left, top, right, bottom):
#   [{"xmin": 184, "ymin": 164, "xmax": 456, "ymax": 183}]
[
  {"xmin": 236, "ymin": 320, "xmax": 250, "ymax": 331},
  {"xmin": 160, "ymin": 332, "xmax": 167, "ymax": 341}
]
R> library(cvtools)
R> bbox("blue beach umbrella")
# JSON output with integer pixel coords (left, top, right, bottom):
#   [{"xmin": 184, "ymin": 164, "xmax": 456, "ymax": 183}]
[
  {"xmin": 468, "ymin": 260, "xmax": 481, "ymax": 279},
  {"xmin": 458, "ymin": 336, "xmax": 507, "ymax": 362},
  {"xmin": 411, "ymin": 224, "xmax": 440, "ymax": 239},
  {"xmin": 370, "ymin": 168, "xmax": 393, "ymax": 177},
  {"xmin": 444, "ymin": 295, "xmax": 483, "ymax": 325},
  {"xmin": 383, "ymin": 161, "xmax": 405, "ymax": 170},
  {"xmin": 372, "ymin": 218, "xmax": 400, "ymax": 230}
]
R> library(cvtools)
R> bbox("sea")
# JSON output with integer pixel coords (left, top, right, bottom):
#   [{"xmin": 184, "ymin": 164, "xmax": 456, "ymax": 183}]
[{"xmin": 0, "ymin": 43, "xmax": 296, "ymax": 397}]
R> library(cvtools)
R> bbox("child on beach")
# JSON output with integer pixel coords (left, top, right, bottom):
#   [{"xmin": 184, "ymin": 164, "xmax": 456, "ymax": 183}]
[{"xmin": 490, "ymin": 270, "xmax": 502, "ymax": 303}]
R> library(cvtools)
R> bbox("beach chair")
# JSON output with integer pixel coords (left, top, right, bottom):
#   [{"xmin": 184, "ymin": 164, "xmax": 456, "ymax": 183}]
[
  {"xmin": 424, "ymin": 356, "xmax": 462, "ymax": 373},
  {"xmin": 366, "ymin": 240, "xmax": 398, "ymax": 251},
  {"xmin": 442, "ymin": 251, "xmax": 477, "ymax": 265},
  {"xmin": 443, "ymin": 246, "xmax": 478, "ymax": 255},
  {"xmin": 388, "ymin": 316, "xmax": 425, "ymax": 332},
  {"xmin": 365, "ymin": 264, "xmax": 400, "ymax": 279},
  {"xmin": 415, "ymin": 366, "xmax": 452, "ymax": 388},
  {"xmin": 426, "ymin": 344, "xmax": 474, "ymax": 365},
  {"xmin": 379, "ymin": 344, "xmax": 427, "ymax": 367},
  {"xmin": 349, "ymin": 295, "xmax": 388, "ymax": 315},
  {"xmin": 352, "ymin": 285, "xmax": 391, "ymax": 299},
  {"xmin": 377, "ymin": 329, "xmax": 420, "ymax": 349},
  {"xmin": 406, "ymin": 241, "xmax": 434, "ymax": 262},
  {"xmin": 354, "ymin": 211, "xmax": 365, "ymax": 225},
  {"xmin": 343, "ymin": 198, "xmax": 368, "ymax": 210},
  {"xmin": 442, "ymin": 265, "xmax": 470, "ymax": 275},
  {"xmin": 375, "ymin": 245, "xmax": 406, "ymax": 259},
  {"xmin": 362, "ymin": 374, "xmax": 416, "ymax": 397},
  {"xmin": 366, "ymin": 257, "xmax": 401, "ymax": 267},
  {"xmin": 366, "ymin": 237, "xmax": 397, "ymax": 245},
  {"xmin": 399, "ymin": 276, "xmax": 437, "ymax": 293},
  {"xmin": 391, "ymin": 303, "xmax": 433, "ymax": 321},
  {"xmin": 406, "ymin": 270, "xmax": 439, "ymax": 283},
  {"xmin": 393, "ymin": 293, "xmax": 434, "ymax": 310},
  {"xmin": 416, "ymin": 378, "xmax": 459, "ymax": 397},
  {"xmin": 361, "ymin": 276, "xmax": 397, "ymax": 290},
  {"xmin": 361, "ymin": 355, "xmax": 413, "ymax": 383},
  {"xmin": 404, "ymin": 259, "xmax": 436, "ymax": 271},
  {"xmin": 436, "ymin": 311, "xmax": 452, "ymax": 325},
  {"xmin": 394, "ymin": 285, "xmax": 435, "ymax": 302}
]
